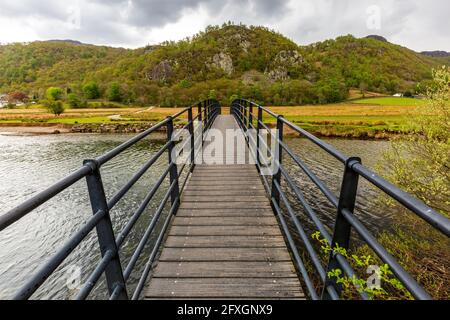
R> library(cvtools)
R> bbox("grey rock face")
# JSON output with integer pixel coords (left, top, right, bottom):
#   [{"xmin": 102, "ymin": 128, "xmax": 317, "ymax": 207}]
[
  {"xmin": 146, "ymin": 60, "xmax": 173, "ymax": 81},
  {"xmin": 265, "ymin": 50, "xmax": 304, "ymax": 81},
  {"xmin": 208, "ymin": 52, "xmax": 234, "ymax": 75},
  {"xmin": 274, "ymin": 50, "xmax": 304, "ymax": 65}
]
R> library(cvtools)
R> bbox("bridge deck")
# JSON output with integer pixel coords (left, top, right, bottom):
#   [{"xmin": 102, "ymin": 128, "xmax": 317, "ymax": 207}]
[{"xmin": 144, "ymin": 115, "xmax": 304, "ymax": 299}]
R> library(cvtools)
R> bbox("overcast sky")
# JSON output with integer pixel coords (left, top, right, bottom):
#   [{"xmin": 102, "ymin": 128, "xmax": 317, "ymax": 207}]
[{"xmin": 0, "ymin": 0, "xmax": 448, "ymax": 51}]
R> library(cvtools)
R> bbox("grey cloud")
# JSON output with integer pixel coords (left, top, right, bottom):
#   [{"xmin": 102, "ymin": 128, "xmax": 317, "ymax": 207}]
[{"xmin": 0, "ymin": 0, "xmax": 448, "ymax": 51}]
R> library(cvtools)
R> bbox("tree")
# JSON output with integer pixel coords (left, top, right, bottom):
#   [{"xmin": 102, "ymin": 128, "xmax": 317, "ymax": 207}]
[
  {"xmin": 46, "ymin": 87, "xmax": 64, "ymax": 101},
  {"xmin": 46, "ymin": 100, "xmax": 65, "ymax": 116},
  {"xmin": 82, "ymin": 81, "xmax": 100, "ymax": 99},
  {"xmin": 374, "ymin": 66, "xmax": 450, "ymax": 300},
  {"xmin": 67, "ymin": 93, "xmax": 83, "ymax": 108},
  {"xmin": 208, "ymin": 89, "xmax": 217, "ymax": 100},
  {"xmin": 229, "ymin": 94, "xmax": 239, "ymax": 104},
  {"xmin": 107, "ymin": 82, "xmax": 121, "ymax": 102},
  {"xmin": 383, "ymin": 66, "xmax": 450, "ymax": 214},
  {"xmin": 8, "ymin": 91, "xmax": 28, "ymax": 103}
]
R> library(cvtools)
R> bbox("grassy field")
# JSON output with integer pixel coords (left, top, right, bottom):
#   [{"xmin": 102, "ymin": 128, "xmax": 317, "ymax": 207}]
[
  {"xmin": 262, "ymin": 103, "xmax": 423, "ymax": 138},
  {"xmin": 351, "ymin": 97, "xmax": 428, "ymax": 106},
  {"xmin": 0, "ymin": 99, "xmax": 426, "ymax": 138}
]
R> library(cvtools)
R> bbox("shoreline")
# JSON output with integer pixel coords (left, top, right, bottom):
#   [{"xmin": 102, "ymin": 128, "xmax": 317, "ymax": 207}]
[{"xmin": 0, "ymin": 122, "xmax": 396, "ymax": 140}]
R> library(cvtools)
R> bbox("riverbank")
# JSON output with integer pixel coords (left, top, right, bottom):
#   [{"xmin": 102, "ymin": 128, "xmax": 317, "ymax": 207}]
[
  {"xmin": 0, "ymin": 101, "xmax": 422, "ymax": 139},
  {"xmin": 0, "ymin": 122, "xmax": 401, "ymax": 140}
]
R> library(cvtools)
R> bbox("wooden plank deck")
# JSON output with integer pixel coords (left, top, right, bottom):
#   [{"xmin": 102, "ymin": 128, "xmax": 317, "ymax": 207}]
[{"xmin": 144, "ymin": 115, "xmax": 304, "ymax": 300}]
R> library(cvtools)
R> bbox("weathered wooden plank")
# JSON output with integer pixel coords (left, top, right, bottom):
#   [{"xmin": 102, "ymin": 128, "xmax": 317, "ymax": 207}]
[
  {"xmin": 193, "ymin": 170, "xmax": 258, "ymax": 175},
  {"xmin": 164, "ymin": 235, "xmax": 286, "ymax": 248},
  {"xmin": 145, "ymin": 278, "xmax": 304, "ymax": 299},
  {"xmin": 176, "ymin": 208, "xmax": 274, "ymax": 217},
  {"xmin": 169, "ymin": 225, "xmax": 281, "ymax": 236},
  {"xmin": 179, "ymin": 202, "xmax": 272, "ymax": 209},
  {"xmin": 195, "ymin": 165, "xmax": 255, "ymax": 170},
  {"xmin": 159, "ymin": 247, "xmax": 292, "ymax": 262},
  {"xmin": 172, "ymin": 217, "xmax": 277, "ymax": 226},
  {"xmin": 189, "ymin": 177, "xmax": 261, "ymax": 182},
  {"xmin": 195, "ymin": 166, "xmax": 259, "ymax": 176},
  {"xmin": 182, "ymin": 190, "xmax": 267, "ymax": 197},
  {"xmin": 186, "ymin": 181, "xmax": 262, "ymax": 186},
  {"xmin": 152, "ymin": 261, "xmax": 297, "ymax": 278},
  {"xmin": 184, "ymin": 185, "xmax": 265, "ymax": 191},
  {"xmin": 181, "ymin": 196, "xmax": 268, "ymax": 203}
]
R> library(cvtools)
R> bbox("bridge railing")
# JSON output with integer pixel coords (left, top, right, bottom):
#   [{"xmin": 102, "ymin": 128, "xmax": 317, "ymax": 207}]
[
  {"xmin": 0, "ymin": 99, "xmax": 221, "ymax": 300},
  {"xmin": 231, "ymin": 98, "xmax": 450, "ymax": 300}
]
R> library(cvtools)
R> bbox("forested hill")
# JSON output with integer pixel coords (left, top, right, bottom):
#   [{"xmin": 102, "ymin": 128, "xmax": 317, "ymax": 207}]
[{"xmin": 0, "ymin": 24, "xmax": 445, "ymax": 106}]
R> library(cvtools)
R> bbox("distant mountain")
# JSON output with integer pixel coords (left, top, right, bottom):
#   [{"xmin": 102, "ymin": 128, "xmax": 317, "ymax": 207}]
[
  {"xmin": 421, "ymin": 50, "xmax": 450, "ymax": 58},
  {"xmin": 0, "ymin": 24, "xmax": 446, "ymax": 106},
  {"xmin": 365, "ymin": 35, "xmax": 388, "ymax": 42},
  {"xmin": 46, "ymin": 39, "xmax": 85, "ymax": 45}
]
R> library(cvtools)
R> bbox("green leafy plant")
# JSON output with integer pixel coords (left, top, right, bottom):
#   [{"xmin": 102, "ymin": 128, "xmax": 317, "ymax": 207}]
[{"xmin": 311, "ymin": 231, "xmax": 413, "ymax": 300}]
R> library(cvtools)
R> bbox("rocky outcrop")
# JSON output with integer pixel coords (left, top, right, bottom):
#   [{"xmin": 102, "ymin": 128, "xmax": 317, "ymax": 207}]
[
  {"xmin": 71, "ymin": 123, "xmax": 156, "ymax": 134},
  {"xmin": 274, "ymin": 50, "xmax": 304, "ymax": 65},
  {"xmin": 241, "ymin": 70, "xmax": 267, "ymax": 85},
  {"xmin": 266, "ymin": 67, "xmax": 289, "ymax": 81},
  {"xmin": 146, "ymin": 60, "xmax": 173, "ymax": 81},
  {"xmin": 70, "ymin": 123, "xmax": 186, "ymax": 134},
  {"xmin": 208, "ymin": 52, "xmax": 234, "ymax": 76},
  {"xmin": 265, "ymin": 50, "xmax": 304, "ymax": 81}
]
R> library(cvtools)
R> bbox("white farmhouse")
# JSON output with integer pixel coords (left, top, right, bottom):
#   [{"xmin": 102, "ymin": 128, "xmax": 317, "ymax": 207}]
[{"xmin": 0, "ymin": 94, "xmax": 8, "ymax": 108}]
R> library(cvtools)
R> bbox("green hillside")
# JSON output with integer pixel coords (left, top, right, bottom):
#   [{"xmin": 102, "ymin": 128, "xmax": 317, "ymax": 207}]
[{"xmin": 0, "ymin": 24, "xmax": 446, "ymax": 107}]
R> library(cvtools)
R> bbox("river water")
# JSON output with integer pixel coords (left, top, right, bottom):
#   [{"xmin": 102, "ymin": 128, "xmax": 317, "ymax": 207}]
[{"xmin": 0, "ymin": 133, "xmax": 393, "ymax": 300}]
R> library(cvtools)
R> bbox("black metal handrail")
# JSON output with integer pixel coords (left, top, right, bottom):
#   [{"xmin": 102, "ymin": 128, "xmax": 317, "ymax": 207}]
[
  {"xmin": 0, "ymin": 99, "xmax": 221, "ymax": 300},
  {"xmin": 231, "ymin": 98, "xmax": 450, "ymax": 301}
]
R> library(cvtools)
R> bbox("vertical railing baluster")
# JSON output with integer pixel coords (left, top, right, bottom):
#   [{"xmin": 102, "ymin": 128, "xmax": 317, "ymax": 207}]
[
  {"xmin": 249, "ymin": 102, "xmax": 253, "ymax": 130},
  {"xmin": 256, "ymin": 106, "xmax": 263, "ymax": 170},
  {"xmin": 205, "ymin": 101, "xmax": 208, "ymax": 128},
  {"xmin": 322, "ymin": 157, "xmax": 361, "ymax": 299},
  {"xmin": 84, "ymin": 159, "xmax": 128, "ymax": 300},
  {"xmin": 166, "ymin": 117, "xmax": 181, "ymax": 214},
  {"xmin": 188, "ymin": 107, "xmax": 195, "ymax": 172},
  {"xmin": 197, "ymin": 102, "xmax": 202, "ymax": 124},
  {"xmin": 270, "ymin": 116, "xmax": 284, "ymax": 212}
]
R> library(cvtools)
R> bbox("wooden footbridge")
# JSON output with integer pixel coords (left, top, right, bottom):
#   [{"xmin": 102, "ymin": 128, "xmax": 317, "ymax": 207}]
[
  {"xmin": 0, "ymin": 99, "xmax": 449, "ymax": 300},
  {"xmin": 145, "ymin": 115, "xmax": 303, "ymax": 299}
]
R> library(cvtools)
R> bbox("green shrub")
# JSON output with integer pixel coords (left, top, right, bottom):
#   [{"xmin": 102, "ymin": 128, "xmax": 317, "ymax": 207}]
[
  {"xmin": 46, "ymin": 87, "xmax": 64, "ymax": 101},
  {"xmin": 107, "ymin": 82, "xmax": 121, "ymax": 102},
  {"xmin": 82, "ymin": 81, "xmax": 100, "ymax": 99},
  {"xmin": 67, "ymin": 93, "xmax": 85, "ymax": 108},
  {"xmin": 45, "ymin": 100, "xmax": 65, "ymax": 116}
]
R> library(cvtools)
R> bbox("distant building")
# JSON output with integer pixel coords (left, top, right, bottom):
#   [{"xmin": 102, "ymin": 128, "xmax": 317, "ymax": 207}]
[{"xmin": 0, "ymin": 94, "xmax": 8, "ymax": 108}]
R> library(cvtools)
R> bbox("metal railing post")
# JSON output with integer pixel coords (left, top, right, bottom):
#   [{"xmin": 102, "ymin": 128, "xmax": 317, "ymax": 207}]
[
  {"xmin": 249, "ymin": 103, "xmax": 253, "ymax": 130},
  {"xmin": 256, "ymin": 106, "xmax": 263, "ymax": 169},
  {"xmin": 197, "ymin": 102, "xmax": 202, "ymax": 123},
  {"xmin": 322, "ymin": 157, "xmax": 361, "ymax": 299},
  {"xmin": 270, "ymin": 116, "xmax": 284, "ymax": 212},
  {"xmin": 188, "ymin": 107, "xmax": 195, "ymax": 172},
  {"xmin": 240, "ymin": 102, "xmax": 244, "ymax": 124},
  {"xmin": 203, "ymin": 101, "xmax": 208, "ymax": 128},
  {"xmin": 166, "ymin": 117, "xmax": 181, "ymax": 213},
  {"xmin": 84, "ymin": 159, "xmax": 128, "ymax": 300}
]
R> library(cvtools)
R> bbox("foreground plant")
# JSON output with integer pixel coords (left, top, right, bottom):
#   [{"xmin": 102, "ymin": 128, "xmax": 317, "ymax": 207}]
[{"xmin": 311, "ymin": 231, "xmax": 412, "ymax": 300}]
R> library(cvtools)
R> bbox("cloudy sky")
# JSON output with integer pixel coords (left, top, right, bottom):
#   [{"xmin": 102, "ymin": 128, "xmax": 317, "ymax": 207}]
[{"xmin": 0, "ymin": 0, "xmax": 448, "ymax": 51}]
